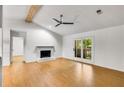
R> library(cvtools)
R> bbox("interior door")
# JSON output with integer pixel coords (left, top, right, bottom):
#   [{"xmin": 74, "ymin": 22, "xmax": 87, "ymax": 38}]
[{"xmin": 12, "ymin": 37, "xmax": 24, "ymax": 56}]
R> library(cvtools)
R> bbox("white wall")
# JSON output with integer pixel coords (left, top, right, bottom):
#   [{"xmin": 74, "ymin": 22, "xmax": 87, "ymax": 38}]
[
  {"xmin": 0, "ymin": 6, "xmax": 2, "ymax": 58},
  {"xmin": 0, "ymin": 29, "xmax": 2, "ymax": 57},
  {"xmin": 3, "ymin": 19, "xmax": 62, "ymax": 66},
  {"xmin": 25, "ymin": 27, "xmax": 62, "ymax": 62},
  {"xmin": 63, "ymin": 25, "xmax": 124, "ymax": 72}
]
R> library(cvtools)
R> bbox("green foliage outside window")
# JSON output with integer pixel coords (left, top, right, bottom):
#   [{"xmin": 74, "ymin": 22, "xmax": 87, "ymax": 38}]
[
  {"xmin": 83, "ymin": 38, "xmax": 92, "ymax": 60},
  {"xmin": 83, "ymin": 38, "xmax": 92, "ymax": 48}
]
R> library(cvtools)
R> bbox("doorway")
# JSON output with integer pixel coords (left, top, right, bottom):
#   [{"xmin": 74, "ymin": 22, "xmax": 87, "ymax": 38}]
[
  {"xmin": 10, "ymin": 31, "xmax": 26, "ymax": 64},
  {"xmin": 74, "ymin": 37, "xmax": 93, "ymax": 63},
  {"xmin": 74, "ymin": 40, "xmax": 81, "ymax": 58},
  {"xmin": 11, "ymin": 37, "xmax": 24, "ymax": 63}
]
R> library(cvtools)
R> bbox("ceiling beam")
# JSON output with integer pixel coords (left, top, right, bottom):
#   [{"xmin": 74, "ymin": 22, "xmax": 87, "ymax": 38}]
[{"xmin": 25, "ymin": 5, "xmax": 42, "ymax": 23}]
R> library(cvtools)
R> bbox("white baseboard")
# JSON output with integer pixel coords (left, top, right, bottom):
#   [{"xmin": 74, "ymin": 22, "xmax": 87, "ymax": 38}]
[{"xmin": 63, "ymin": 56, "xmax": 124, "ymax": 72}]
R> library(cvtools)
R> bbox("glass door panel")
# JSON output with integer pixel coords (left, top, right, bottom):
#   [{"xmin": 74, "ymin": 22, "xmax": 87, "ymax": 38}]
[
  {"xmin": 74, "ymin": 40, "xmax": 81, "ymax": 58},
  {"xmin": 82, "ymin": 38, "xmax": 92, "ymax": 60}
]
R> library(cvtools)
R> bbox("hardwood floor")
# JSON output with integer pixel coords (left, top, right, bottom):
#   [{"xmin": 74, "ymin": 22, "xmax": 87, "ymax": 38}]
[
  {"xmin": 11, "ymin": 56, "xmax": 25, "ymax": 63},
  {"xmin": 0, "ymin": 65, "xmax": 1, "ymax": 87},
  {"xmin": 3, "ymin": 58, "xmax": 124, "ymax": 87}
]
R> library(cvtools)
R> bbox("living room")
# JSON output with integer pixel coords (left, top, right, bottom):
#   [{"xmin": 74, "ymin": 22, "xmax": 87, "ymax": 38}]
[{"xmin": 2, "ymin": 5, "xmax": 124, "ymax": 87}]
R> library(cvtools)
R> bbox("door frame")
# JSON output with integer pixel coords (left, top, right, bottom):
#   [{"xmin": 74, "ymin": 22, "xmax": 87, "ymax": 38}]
[{"xmin": 10, "ymin": 30, "xmax": 26, "ymax": 64}]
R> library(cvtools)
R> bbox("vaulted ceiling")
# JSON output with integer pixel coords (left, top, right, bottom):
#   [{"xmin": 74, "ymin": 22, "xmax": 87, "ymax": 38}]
[{"xmin": 3, "ymin": 5, "xmax": 124, "ymax": 35}]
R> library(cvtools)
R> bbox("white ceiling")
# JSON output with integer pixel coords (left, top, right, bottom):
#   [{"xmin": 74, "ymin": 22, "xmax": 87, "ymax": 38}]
[
  {"xmin": 3, "ymin": 5, "xmax": 30, "ymax": 20},
  {"xmin": 3, "ymin": 5, "xmax": 124, "ymax": 36}
]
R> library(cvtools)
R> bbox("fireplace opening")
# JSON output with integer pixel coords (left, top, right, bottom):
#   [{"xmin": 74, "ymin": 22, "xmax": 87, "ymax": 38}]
[{"xmin": 40, "ymin": 50, "xmax": 51, "ymax": 58}]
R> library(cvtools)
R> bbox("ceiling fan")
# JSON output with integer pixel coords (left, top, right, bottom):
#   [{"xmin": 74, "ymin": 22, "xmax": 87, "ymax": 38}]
[{"xmin": 52, "ymin": 14, "xmax": 74, "ymax": 27}]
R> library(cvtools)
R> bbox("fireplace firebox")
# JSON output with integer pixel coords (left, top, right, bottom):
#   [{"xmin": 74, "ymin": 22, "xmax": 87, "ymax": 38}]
[{"xmin": 40, "ymin": 50, "xmax": 51, "ymax": 58}]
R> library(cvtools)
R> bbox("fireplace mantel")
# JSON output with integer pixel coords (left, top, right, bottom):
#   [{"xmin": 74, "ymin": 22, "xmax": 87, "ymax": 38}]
[
  {"xmin": 36, "ymin": 46, "xmax": 54, "ymax": 48},
  {"xmin": 36, "ymin": 46, "xmax": 55, "ymax": 52},
  {"xmin": 35, "ymin": 46, "xmax": 55, "ymax": 61}
]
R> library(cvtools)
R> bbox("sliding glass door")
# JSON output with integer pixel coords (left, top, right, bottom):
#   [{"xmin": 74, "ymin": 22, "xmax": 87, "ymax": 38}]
[
  {"xmin": 74, "ymin": 37, "xmax": 93, "ymax": 61},
  {"xmin": 74, "ymin": 40, "xmax": 81, "ymax": 58},
  {"xmin": 82, "ymin": 38, "xmax": 92, "ymax": 60}
]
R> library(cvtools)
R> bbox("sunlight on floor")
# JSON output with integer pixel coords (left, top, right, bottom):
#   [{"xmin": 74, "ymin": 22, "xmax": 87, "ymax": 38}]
[{"xmin": 82, "ymin": 64, "xmax": 94, "ymax": 85}]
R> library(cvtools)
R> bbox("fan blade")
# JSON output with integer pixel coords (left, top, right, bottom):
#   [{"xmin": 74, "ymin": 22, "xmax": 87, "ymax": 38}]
[
  {"xmin": 63, "ymin": 22, "xmax": 74, "ymax": 24},
  {"xmin": 55, "ymin": 23, "xmax": 61, "ymax": 27},
  {"xmin": 52, "ymin": 18, "xmax": 60, "ymax": 23}
]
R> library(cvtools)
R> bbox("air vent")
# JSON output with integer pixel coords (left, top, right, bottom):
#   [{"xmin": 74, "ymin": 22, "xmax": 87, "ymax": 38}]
[{"xmin": 96, "ymin": 9, "xmax": 103, "ymax": 15}]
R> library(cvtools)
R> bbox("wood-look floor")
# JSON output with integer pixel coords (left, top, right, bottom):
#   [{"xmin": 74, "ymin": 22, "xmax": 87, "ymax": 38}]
[
  {"xmin": 3, "ymin": 57, "xmax": 124, "ymax": 87},
  {"xmin": 11, "ymin": 56, "xmax": 25, "ymax": 63}
]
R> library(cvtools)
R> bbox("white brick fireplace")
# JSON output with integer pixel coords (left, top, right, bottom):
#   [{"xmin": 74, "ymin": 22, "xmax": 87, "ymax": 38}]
[{"xmin": 36, "ymin": 46, "xmax": 55, "ymax": 61}]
